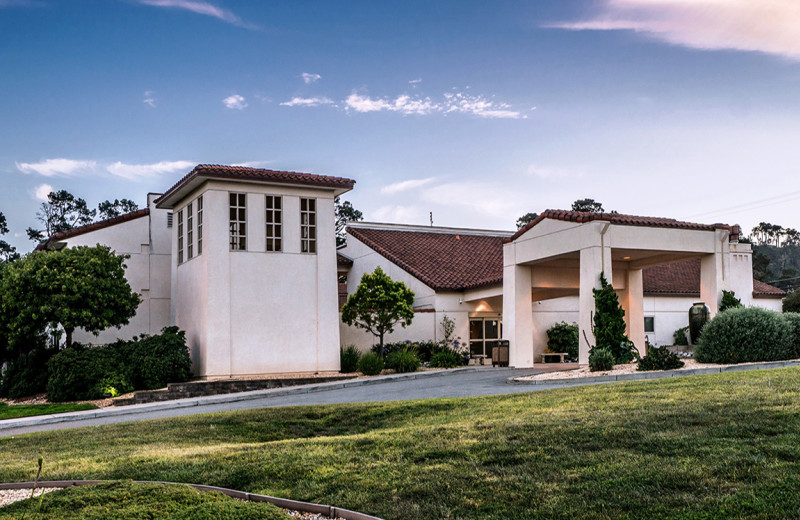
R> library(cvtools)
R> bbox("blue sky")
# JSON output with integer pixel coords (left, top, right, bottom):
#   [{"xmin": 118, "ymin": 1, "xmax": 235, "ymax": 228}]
[{"xmin": 2, "ymin": 0, "xmax": 800, "ymax": 252}]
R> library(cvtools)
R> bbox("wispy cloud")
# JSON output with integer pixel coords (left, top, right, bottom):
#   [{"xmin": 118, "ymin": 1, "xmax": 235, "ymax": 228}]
[
  {"xmin": 280, "ymin": 96, "xmax": 334, "ymax": 107},
  {"xmin": 106, "ymin": 160, "xmax": 196, "ymax": 180},
  {"xmin": 137, "ymin": 0, "xmax": 257, "ymax": 29},
  {"xmin": 547, "ymin": 0, "xmax": 800, "ymax": 60},
  {"xmin": 409, "ymin": 78, "xmax": 422, "ymax": 84},
  {"xmin": 16, "ymin": 158, "xmax": 98, "ymax": 177},
  {"xmin": 380, "ymin": 177, "xmax": 436, "ymax": 195},
  {"xmin": 421, "ymin": 181, "xmax": 528, "ymax": 218},
  {"xmin": 345, "ymin": 93, "xmax": 439, "ymax": 115},
  {"xmin": 443, "ymin": 92, "xmax": 524, "ymax": 119},
  {"xmin": 338, "ymin": 90, "xmax": 524, "ymax": 118},
  {"xmin": 372, "ymin": 205, "xmax": 425, "ymax": 224},
  {"xmin": 301, "ymin": 72, "xmax": 321, "ymax": 84},
  {"xmin": 143, "ymin": 90, "xmax": 156, "ymax": 108},
  {"xmin": 222, "ymin": 94, "xmax": 248, "ymax": 110},
  {"xmin": 526, "ymin": 164, "xmax": 582, "ymax": 179},
  {"xmin": 33, "ymin": 183, "xmax": 53, "ymax": 201},
  {"xmin": 230, "ymin": 160, "xmax": 273, "ymax": 168}
]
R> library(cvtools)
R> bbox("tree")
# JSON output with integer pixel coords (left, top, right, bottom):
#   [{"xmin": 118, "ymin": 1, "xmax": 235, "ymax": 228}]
[
  {"xmin": 341, "ymin": 267, "xmax": 414, "ymax": 348},
  {"xmin": 719, "ymin": 290, "xmax": 743, "ymax": 312},
  {"xmin": 0, "ymin": 212, "xmax": 19, "ymax": 263},
  {"xmin": 335, "ymin": 197, "xmax": 363, "ymax": 247},
  {"xmin": 0, "ymin": 245, "xmax": 141, "ymax": 348},
  {"xmin": 26, "ymin": 190, "xmax": 96, "ymax": 242},
  {"xmin": 516, "ymin": 212, "xmax": 538, "ymax": 230},
  {"xmin": 784, "ymin": 290, "xmax": 800, "ymax": 313},
  {"xmin": 592, "ymin": 272, "xmax": 636, "ymax": 363},
  {"xmin": 97, "ymin": 199, "xmax": 138, "ymax": 220},
  {"xmin": 753, "ymin": 251, "xmax": 773, "ymax": 282},
  {"xmin": 572, "ymin": 199, "xmax": 604, "ymax": 213}
]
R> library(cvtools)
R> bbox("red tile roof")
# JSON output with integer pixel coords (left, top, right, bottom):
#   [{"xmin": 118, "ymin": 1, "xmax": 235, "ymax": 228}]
[
  {"xmin": 155, "ymin": 164, "xmax": 356, "ymax": 208},
  {"xmin": 349, "ymin": 226, "xmax": 784, "ymax": 298},
  {"xmin": 508, "ymin": 209, "xmax": 732, "ymax": 242},
  {"xmin": 337, "ymin": 252, "xmax": 354, "ymax": 267},
  {"xmin": 35, "ymin": 209, "xmax": 150, "ymax": 251},
  {"xmin": 347, "ymin": 227, "xmax": 506, "ymax": 291}
]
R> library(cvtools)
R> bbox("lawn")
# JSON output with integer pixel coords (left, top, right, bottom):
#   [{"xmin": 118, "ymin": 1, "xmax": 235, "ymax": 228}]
[
  {"xmin": 1, "ymin": 368, "xmax": 800, "ymax": 519},
  {"xmin": 0, "ymin": 402, "xmax": 97, "ymax": 421}
]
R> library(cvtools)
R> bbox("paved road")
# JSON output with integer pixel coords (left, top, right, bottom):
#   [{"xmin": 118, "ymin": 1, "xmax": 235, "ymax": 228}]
[{"xmin": 1, "ymin": 368, "xmax": 563, "ymax": 438}]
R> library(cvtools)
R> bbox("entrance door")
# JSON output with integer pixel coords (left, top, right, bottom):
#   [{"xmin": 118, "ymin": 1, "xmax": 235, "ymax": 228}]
[{"xmin": 469, "ymin": 318, "xmax": 502, "ymax": 358}]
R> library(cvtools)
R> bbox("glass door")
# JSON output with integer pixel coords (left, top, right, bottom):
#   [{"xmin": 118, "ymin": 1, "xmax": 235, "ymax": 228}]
[{"xmin": 469, "ymin": 318, "xmax": 502, "ymax": 358}]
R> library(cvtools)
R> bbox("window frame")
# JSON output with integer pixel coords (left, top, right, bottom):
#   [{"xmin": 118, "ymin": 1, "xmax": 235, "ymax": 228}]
[
  {"xmin": 265, "ymin": 195, "xmax": 282, "ymax": 252},
  {"xmin": 186, "ymin": 202, "xmax": 193, "ymax": 260},
  {"xmin": 177, "ymin": 209, "xmax": 184, "ymax": 264},
  {"xmin": 644, "ymin": 316, "xmax": 655, "ymax": 334},
  {"xmin": 300, "ymin": 197, "xmax": 317, "ymax": 254},
  {"xmin": 196, "ymin": 195, "xmax": 203, "ymax": 256},
  {"xmin": 229, "ymin": 192, "xmax": 247, "ymax": 252}
]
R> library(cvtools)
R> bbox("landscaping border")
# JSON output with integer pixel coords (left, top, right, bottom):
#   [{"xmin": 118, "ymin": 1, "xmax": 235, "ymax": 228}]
[
  {"xmin": 508, "ymin": 359, "xmax": 800, "ymax": 385},
  {"xmin": 0, "ymin": 480, "xmax": 384, "ymax": 520}
]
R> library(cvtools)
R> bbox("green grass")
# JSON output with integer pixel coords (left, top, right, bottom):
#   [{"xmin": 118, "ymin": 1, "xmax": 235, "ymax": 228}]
[
  {"xmin": 0, "ymin": 402, "xmax": 97, "ymax": 421},
  {"xmin": 0, "ymin": 480, "xmax": 290, "ymax": 519},
  {"xmin": 2, "ymin": 368, "xmax": 800, "ymax": 519}
]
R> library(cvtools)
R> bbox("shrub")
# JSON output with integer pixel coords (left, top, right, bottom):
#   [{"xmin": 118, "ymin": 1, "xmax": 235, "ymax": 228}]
[
  {"xmin": 47, "ymin": 326, "xmax": 191, "ymax": 402},
  {"xmin": 0, "ymin": 344, "xmax": 57, "ymax": 399},
  {"xmin": 340, "ymin": 345, "xmax": 361, "ymax": 373},
  {"xmin": 430, "ymin": 350, "xmax": 464, "ymax": 368},
  {"xmin": 785, "ymin": 290, "xmax": 800, "ymax": 313},
  {"xmin": 385, "ymin": 348, "xmax": 420, "ymax": 373},
  {"xmin": 783, "ymin": 313, "xmax": 800, "ymax": 356},
  {"xmin": 357, "ymin": 352, "xmax": 384, "ymax": 375},
  {"xmin": 719, "ymin": 290, "xmax": 743, "ymax": 312},
  {"xmin": 546, "ymin": 322, "xmax": 579, "ymax": 361},
  {"xmin": 589, "ymin": 347, "xmax": 615, "ymax": 372},
  {"xmin": 637, "ymin": 346, "xmax": 685, "ymax": 371},
  {"xmin": 593, "ymin": 273, "xmax": 635, "ymax": 363},
  {"xmin": 673, "ymin": 326, "xmax": 689, "ymax": 346},
  {"xmin": 695, "ymin": 307, "xmax": 794, "ymax": 364}
]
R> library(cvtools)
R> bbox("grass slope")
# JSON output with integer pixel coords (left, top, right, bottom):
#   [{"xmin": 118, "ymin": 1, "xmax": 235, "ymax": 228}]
[
  {"xmin": 2, "ymin": 369, "xmax": 800, "ymax": 519},
  {"xmin": 0, "ymin": 480, "xmax": 291, "ymax": 519},
  {"xmin": 0, "ymin": 402, "xmax": 97, "ymax": 421}
]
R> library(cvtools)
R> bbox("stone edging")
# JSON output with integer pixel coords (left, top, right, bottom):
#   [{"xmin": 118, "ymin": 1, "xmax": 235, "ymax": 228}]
[
  {"xmin": 0, "ymin": 366, "xmax": 490, "ymax": 432},
  {"xmin": 0, "ymin": 480, "xmax": 384, "ymax": 520},
  {"xmin": 508, "ymin": 359, "xmax": 800, "ymax": 386}
]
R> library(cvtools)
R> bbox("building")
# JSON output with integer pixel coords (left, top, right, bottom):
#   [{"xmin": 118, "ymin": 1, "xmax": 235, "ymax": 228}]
[{"xmin": 40, "ymin": 164, "xmax": 785, "ymax": 375}]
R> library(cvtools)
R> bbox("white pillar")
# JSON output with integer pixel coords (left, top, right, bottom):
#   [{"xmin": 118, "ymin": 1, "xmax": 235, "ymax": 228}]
[
  {"xmin": 579, "ymin": 245, "xmax": 611, "ymax": 365},
  {"xmin": 700, "ymin": 252, "xmax": 723, "ymax": 317},
  {"xmin": 503, "ymin": 263, "xmax": 534, "ymax": 368},
  {"xmin": 626, "ymin": 269, "xmax": 645, "ymax": 357}
]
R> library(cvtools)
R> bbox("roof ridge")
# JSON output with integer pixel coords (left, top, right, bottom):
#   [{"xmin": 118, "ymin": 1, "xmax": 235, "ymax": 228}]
[{"xmin": 36, "ymin": 208, "xmax": 150, "ymax": 250}]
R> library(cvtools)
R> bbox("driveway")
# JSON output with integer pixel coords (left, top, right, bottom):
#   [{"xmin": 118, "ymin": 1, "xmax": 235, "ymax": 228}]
[{"xmin": 1, "ymin": 367, "xmax": 562, "ymax": 437}]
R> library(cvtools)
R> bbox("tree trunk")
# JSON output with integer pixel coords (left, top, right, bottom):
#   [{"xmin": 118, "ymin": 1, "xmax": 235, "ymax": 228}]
[
  {"xmin": 65, "ymin": 328, "xmax": 73, "ymax": 349},
  {"xmin": 379, "ymin": 330, "xmax": 384, "ymax": 348}
]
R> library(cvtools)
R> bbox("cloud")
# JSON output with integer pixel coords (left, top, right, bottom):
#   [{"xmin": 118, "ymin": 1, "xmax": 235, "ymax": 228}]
[
  {"xmin": 143, "ymin": 90, "xmax": 156, "ymax": 108},
  {"xmin": 106, "ymin": 160, "xmax": 195, "ymax": 180},
  {"xmin": 34, "ymin": 183, "xmax": 53, "ymax": 201},
  {"xmin": 301, "ymin": 72, "xmax": 321, "ymax": 84},
  {"xmin": 280, "ymin": 96, "xmax": 334, "ymax": 107},
  {"xmin": 222, "ymin": 94, "xmax": 248, "ymax": 110},
  {"xmin": 230, "ymin": 160, "xmax": 273, "ymax": 168},
  {"xmin": 380, "ymin": 177, "xmax": 436, "ymax": 195},
  {"xmin": 137, "ymin": 0, "xmax": 257, "ymax": 29},
  {"xmin": 16, "ymin": 158, "xmax": 97, "ymax": 177},
  {"xmin": 409, "ymin": 78, "xmax": 422, "ymax": 84},
  {"xmin": 547, "ymin": 0, "xmax": 800, "ymax": 60},
  {"xmin": 345, "ymin": 93, "xmax": 438, "ymax": 115},
  {"xmin": 421, "ymin": 182, "xmax": 528, "ymax": 218},
  {"xmin": 526, "ymin": 164, "xmax": 582, "ymax": 179},
  {"xmin": 443, "ymin": 92, "xmax": 525, "ymax": 119},
  {"xmin": 372, "ymin": 205, "xmax": 426, "ymax": 224},
  {"xmin": 341, "ymin": 90, "xmax": 524, "ymax": 118}
]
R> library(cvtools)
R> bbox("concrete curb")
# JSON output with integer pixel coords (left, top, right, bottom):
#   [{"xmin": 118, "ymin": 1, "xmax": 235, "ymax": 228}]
[
  {"xmin": 508, "ymin": 359, "xmax": 800, "ymax": 386},
  {"xmin": 0, "ymin": 480, "xmax": 384, "ymax": 520},
  {"xmin": 0, "ymin": 366, "xmax": 491, "ymax": 432}
]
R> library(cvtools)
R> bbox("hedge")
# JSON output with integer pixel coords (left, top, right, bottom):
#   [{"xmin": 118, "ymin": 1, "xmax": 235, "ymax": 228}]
[{"xmin": 695, "ymin": 307, "xmax": 796, "ymax": 364}]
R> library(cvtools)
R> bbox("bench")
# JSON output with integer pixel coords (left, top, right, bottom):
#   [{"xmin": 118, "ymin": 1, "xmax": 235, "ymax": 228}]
[
  {"xmin": 471, "ymin": 354, "xmax": 488, "ymax": 366},
  {"xmin": 540, "ymin": 352, "xmax": 567, "ymax": 363}
]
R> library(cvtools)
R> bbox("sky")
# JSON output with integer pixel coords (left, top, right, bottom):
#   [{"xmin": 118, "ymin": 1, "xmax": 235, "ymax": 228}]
[{"xmin": 2, "ymin": 0, "xmax": 800, "ymax": 253}]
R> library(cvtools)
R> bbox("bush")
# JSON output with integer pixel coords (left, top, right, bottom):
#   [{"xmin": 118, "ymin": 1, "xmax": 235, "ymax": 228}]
[
  {"xmin": 593, "ymin": 273, "xmax": 635, "ymax": 363},
  {"xmin": 695, "ymin": 307, "xmax": 795, "ymax": 364},
  {"xmin": 340, "ymin": 345, "xmax": 361, "ymax": 373},
  {"xmin": 719, "ymin": 290, "xmax": 743, "ymax": 312},
  {"xmin": 385, "ymin": 348, "xmax": 420, "ymax": 373},
  {"xmin": 637, "ymin": 346, "xmax": 685, "ymax": 371},
  {"xmin": 0, "ymin": 344, "xmax": 57, "ymax": 398},
  {"xmin": 47, "ymin": 326, "xmax": 191, "ymax": 402},
  {"xmin": 784, "ymin": 313, "xmax": 800, "ymax": 356},
  {"xmin": 673, "ymin": 326, "xmax": 689, "ymax": 346},
  {"xmin": 785, "ymin": 290, "xmax": 800, "ymax": 313},
  {"xmin": 357, "ymin": 352, "xmax": 384, "ymax": 375},
  {"xmin": 589, "ymin": 347, "xmax": 615, "ymax": 372},
  {"xmin": 429, "ymin": 350, "xmax": 464, "ymax": 368},
  {"xmin": 546, "ymin": 322, "xmax": 579, "ymax": 361}
]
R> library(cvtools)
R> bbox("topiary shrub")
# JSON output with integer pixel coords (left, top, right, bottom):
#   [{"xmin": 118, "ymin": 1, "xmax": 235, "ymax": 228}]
[
  {"xmin": 429, "ymin": 350, "xmax": 464, "ymax": 368},
  {"xmin": 719, "ymin": 290, "xmax": 743, "ymax": 312},
  {"xmin": 784, "ymin": 290, "xmax": 800, "ymax": 313},
  {"xmin": 357, "ymin": 352, "xmax": 384, "ymax": 375},
  {"xmin": 593, "ymin": 273, "xmax": 636, "ymax": 364},
  {"xmin": 340, "ymin": 345, "xmax": 361, "ymax": 373},
  {"xmin": 589, "ymin": 347, "xmax": 615, "ymax": 372},
  {"xmin": 783, "ymin": 313, "xmax": 800, "ymax": 357},
  {"xmin": 637, "ymin": 346, "xmax": 685, "ymax": 371},
  {"xmin": 695, "ymin": 307, "xmax": 795, "ymax": 364},
  {"xmin": 673, "ymin": 326, "xmax": 689, "ymax": 346},
  {"xmin": 546, "ymin": 322, "xmax": 579, "ymax": 361},
  {"xmin": 385, "ymin": 348, "xmax": 420, "ymax": 373}
]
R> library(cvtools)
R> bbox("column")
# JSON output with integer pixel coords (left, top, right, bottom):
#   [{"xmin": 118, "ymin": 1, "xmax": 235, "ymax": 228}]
[
  {"xmin": 626, "ymin": 269, "xmax": 645, "ymax": 357},
  {"xmin": 700, "ymin": 252, "xmax": 723, "ymax": 317},
  {"xmin": 578, "ymin": 245, "xmax": 611, "ymax": 365},
  {"xmin": 503, "ymin": 263, "xmax": 533, "ymax": 368}
]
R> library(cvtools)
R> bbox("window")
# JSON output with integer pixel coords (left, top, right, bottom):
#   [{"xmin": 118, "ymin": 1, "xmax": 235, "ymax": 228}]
[
  {"xmin": 469, "ymin": 318, "xmax": 502, "ymax": 358},
  {"xmin": 300, "ymin": 197, "xmax": 316, "ymax": 253},
  {"xmin": 644, "ymin": 316, "xmax": 655, "ymax": 334},
  {"xmin": 186, "ymin": 202, "xmax": 193, "ymax": 260},
  {"xmin": 229, "ymin": 193, "xmax": 247, "ymax": 251},
  {"xmin": 196, "ymin": 195, "xmax": 203, "ymax": 255},
  {"xmin": 265, "ymin": 195, "xmax": 282, "ymax": 252},
  {"xmin": 167, "ymin": 212, "xmax": 173, "ymax": 228},
  {"xmin": 177, "ymin": 209, "xmax": 184, "ymax": 264}
]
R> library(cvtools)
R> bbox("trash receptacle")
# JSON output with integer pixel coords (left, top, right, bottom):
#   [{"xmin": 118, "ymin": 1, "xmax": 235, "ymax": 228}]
[{"xmin": 492, "ymin": 340, "xmax": 509, "ymax": 367}]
